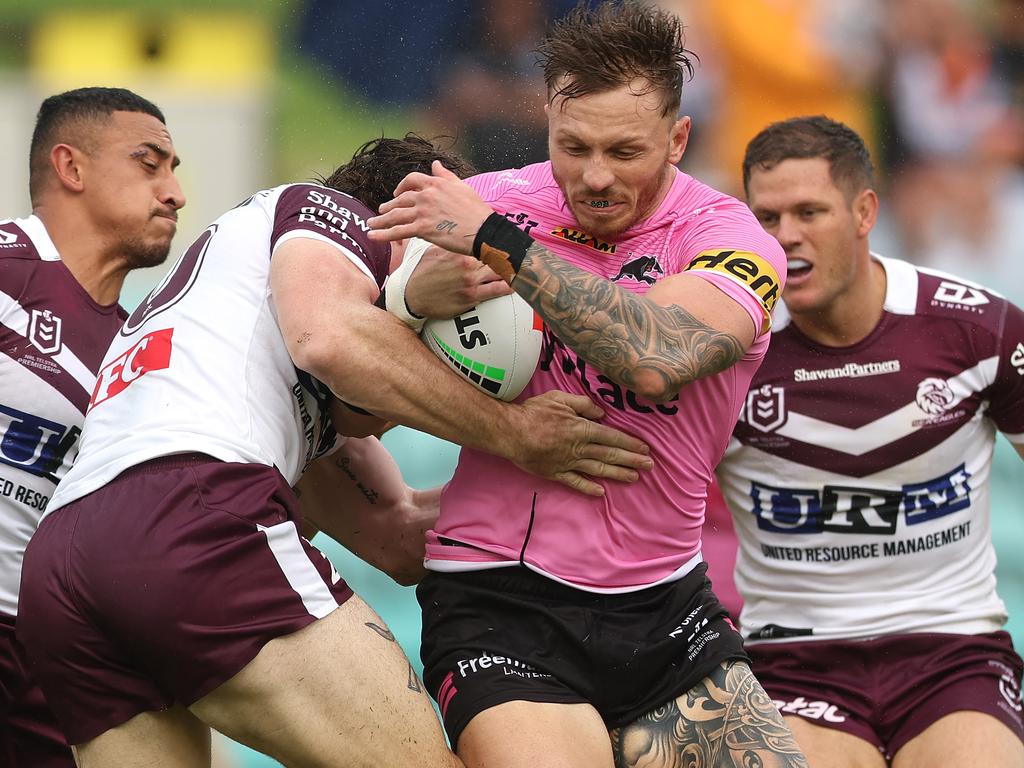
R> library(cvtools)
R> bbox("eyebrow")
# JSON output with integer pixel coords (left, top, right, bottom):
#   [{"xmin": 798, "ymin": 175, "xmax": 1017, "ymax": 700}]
[{"xmin": 132, "ymin": 142, "xmax": 182, "ymax": 169}]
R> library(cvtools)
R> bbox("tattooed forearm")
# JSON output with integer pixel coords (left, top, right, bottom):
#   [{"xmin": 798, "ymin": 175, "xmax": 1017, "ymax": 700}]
[
  {"xmin": 515, "ymin": 243, "xmax": 744, "ymax": 401},
  {"xmin": 610, "ymin": 661, "xmax": 808, "ymax": 768}
]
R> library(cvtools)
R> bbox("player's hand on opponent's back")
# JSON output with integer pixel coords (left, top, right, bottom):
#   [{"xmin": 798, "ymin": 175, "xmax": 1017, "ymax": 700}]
[
  {"xmin": 406, "ymin": 242, "xmax": 511, "ymax": 320},
  {"xmin": 369, "ymin": 161, "xmax": 494, "ymax": 255},
  {"xmin": 509, "ymin": 391, "xmax": 652, "ymax": 496}
]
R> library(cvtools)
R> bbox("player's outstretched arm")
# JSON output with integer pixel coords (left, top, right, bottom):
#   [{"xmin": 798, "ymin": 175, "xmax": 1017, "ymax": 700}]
[
  {"xmin": 296, "ymin": 436, "xmax": 435, "ymax": 585},
  {"xmin": 271, "ymin": 237, "xmax": 652, "ymax": 496},
  {"xmin": 368, "ymin": 163, "xmax": 756, "ymax": 403}
]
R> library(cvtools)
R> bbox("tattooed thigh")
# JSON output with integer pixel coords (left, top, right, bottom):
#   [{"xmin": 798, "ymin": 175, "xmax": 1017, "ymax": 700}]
[{"xmin": 609, "ymin": 661, "xmax": 808, "ymax": 768}]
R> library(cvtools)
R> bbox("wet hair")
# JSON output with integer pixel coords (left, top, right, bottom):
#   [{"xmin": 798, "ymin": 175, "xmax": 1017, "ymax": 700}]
[
  {"xmin": 536, "ymin": 0, "xmax": 695, "ymax": 117},
  {"xmin": 742, "ymin": 116, "xmax": 875, "ymax": 201},
  {"xmin": 321, "ymin": 134, "xmax": 477, "ymax": 214},
  {"xmin": 29, "ymin": 86, "xmax": 166, "ymax": 205}
]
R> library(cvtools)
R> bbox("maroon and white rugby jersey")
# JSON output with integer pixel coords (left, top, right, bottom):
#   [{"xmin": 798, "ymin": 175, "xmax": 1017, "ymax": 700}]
[
  {"xmin": 717, "ymin": 255, "xmax": 1024, "ymax": 642},
  {"xmin": 0, "ymin": 215, "xmax": 127, "ymax": 616},
  {"xmin": 47, "ymin": 184, "xmax": 390, "ymax": 516}
]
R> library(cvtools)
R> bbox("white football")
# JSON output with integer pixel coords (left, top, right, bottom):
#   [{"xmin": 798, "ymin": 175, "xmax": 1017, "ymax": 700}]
[{"xmin": 421, "ymin": 293, "xmax": 543, "ymax": 401}]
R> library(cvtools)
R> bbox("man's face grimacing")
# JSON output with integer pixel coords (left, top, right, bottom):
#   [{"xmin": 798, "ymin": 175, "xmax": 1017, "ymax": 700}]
[
  {"xmin": 746, "ymin": 157, "xmax": 872, "ymax": 318},
  {"xmin": 547, "ymin": 79, "xmax": 689, "ymax": 240},
  {"xmin": 82, "ymin": 110, "xmax": 186, "ymax": 269}
]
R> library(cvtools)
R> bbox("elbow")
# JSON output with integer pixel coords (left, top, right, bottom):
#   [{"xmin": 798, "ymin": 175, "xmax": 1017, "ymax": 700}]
[{"xmin": 631, "ymin": 368, "xmax": 687, "ymax": 404}]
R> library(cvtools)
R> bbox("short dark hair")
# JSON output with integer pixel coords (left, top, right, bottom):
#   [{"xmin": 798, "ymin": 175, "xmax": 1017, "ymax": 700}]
[
  {"xmin": 321, "ymin": 133, "xmax": 477, "ymax": 214},
  {"xmin": 29, "ymin": 87, "xmax": 166, "ymax": 205},
  {"xmin": 537, "ymin": 0, "xmax": 694, "ymax": 117},
  {"xmin": 743, "ymin": 116, "xmax": 875, "ymax": 201}
]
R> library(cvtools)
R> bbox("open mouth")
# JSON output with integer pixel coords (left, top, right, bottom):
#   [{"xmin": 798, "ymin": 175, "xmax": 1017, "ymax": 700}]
[{"xmin": 787, "ymin": 258, "xmax": 812, "ymax": 279}]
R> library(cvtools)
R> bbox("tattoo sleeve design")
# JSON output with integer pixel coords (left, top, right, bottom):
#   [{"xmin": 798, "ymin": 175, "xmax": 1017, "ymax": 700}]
[
  {"xmin": 610, "ymin": 661, "xmax": 808, "ymax": 768},
  {"xmin": 515, "ymin": 243, "xmax": 744, "ymax": 398}
]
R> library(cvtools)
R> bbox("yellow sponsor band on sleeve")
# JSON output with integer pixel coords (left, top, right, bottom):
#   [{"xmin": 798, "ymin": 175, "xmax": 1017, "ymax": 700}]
[{"xmin": 683, "ymin": 249, "xmax": 781, "ymax": 333}]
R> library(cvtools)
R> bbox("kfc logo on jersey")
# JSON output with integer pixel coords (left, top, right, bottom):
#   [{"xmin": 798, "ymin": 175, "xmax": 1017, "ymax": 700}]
[
  {"xmin": 915, "ymin": 377, "xmax": 955, "ymax": 416},
  {"xmin": 931, "ymin": 280, "xmax": 989, "ymax": 310},
  {"xmin": 745, "ymin": 385, "xmax": 787, "ymax": 433},
  {"xmin": 28, "ymin": 309, "xmax": 62, "ymax": 355},
  {"xmin": 90, "ymin": 328, "xmax": 174, "ymax": 408},
  {"xmin": 1011, "ymin": 343, "xmax": 1024, "ymax": 376}
]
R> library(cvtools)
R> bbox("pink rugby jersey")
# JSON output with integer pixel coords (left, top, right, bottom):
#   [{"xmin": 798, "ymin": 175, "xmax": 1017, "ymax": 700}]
[{"xmin": 426, "ymin": 163, "xmax": 786, "ymax": 591}]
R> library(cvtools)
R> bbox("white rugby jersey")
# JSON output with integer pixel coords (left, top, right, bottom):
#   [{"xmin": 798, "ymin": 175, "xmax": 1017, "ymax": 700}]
[
  {"xmin": 48, "ymin": 184, "xmax": 389, "ymax": 516},
  {"xmin": 717, "ymin": 255, "xmax": 1024, "ymax": 642},
  {"xmin": 0, "ymin": 215, "xmax": 127, "ymax": 616}
]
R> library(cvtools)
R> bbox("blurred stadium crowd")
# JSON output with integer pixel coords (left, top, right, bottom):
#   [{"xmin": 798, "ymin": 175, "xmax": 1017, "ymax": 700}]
[{"xmin": 300, "ymin": 0, "xmax": 1024, "ymax": 306}]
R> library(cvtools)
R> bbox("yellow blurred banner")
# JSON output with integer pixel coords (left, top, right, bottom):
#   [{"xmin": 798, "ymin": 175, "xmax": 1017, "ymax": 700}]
[{"xmin": 31, "ymin": 10, "xmax": 272, "ymax": 91}]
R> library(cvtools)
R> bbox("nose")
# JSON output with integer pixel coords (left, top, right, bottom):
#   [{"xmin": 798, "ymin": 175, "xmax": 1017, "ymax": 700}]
[
  {"xmin": 161, "ymin": 171, "xmax": 186, "ymax": 211},
  {"xmin": 581, "ymin": 157, "xmax": 614, "ymax": 193},
  {"xmin": 773, "ymin": 214, "xmax": 801, "ymax": 250}
]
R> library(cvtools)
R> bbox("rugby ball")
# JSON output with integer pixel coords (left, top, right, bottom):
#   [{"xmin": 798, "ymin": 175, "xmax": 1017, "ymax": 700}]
[{"xmin": 421, "ymin": 293, "xmax": 543, "ymax": 401}]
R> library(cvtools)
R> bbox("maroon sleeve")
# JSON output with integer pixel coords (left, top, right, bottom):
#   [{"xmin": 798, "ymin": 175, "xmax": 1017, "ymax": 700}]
[
  {"xmin": 988, "ymin": 298, "xmax": 1024, "ymax": 436},
  {"xmin": 270, "ymin": 183, "xmax": 391, "ymax": 288}
]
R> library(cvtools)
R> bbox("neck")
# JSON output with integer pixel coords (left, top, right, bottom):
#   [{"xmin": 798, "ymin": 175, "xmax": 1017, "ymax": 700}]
[
  {"xmin": 34, "ymin": 205, "xmax": 129, "ymax": 306},
  {"xmin": 790, "ymin": 256, "xmax": 887, "ymax": 347}
]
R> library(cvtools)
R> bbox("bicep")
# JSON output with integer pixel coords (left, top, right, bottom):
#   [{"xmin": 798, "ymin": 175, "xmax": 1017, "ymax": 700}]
[
  {"xmin": 269, "ymin": 237, "xmax": 380, "ymax": 373},
  {"xmin": 646, "ymin": 272, "xmax": 758, "ymax": 353}
]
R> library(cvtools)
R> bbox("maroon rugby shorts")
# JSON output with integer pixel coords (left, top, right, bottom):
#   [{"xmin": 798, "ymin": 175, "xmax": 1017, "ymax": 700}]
[
  {"xmin": 748, "ymin": 631, "xmax": 1024, "ymax": 759},
  {"xmin": 17, "ymin": 454, "xmax": 353, "ymax": 745},
  {"xmin": 1, "ymin": 613, "xmax": 74, "ymax": 767}
]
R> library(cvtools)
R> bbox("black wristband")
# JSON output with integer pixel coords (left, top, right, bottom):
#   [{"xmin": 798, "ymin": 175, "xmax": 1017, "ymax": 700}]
[{"xmin": 472, "ymin": 213, "xmax": 534, "ymax": 284}]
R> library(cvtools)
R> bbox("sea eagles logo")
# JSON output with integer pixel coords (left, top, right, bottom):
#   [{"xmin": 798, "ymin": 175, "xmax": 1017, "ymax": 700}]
[
  {"xmin": 915, "ymin": 377, "xmax": 955, "ymax": 416},
  {"xmin": 28, "ymin": 309, "xmax": 62, "ymax": 355},
  {"xmin": 612, "ymin": 254, "xmax": 664, "ymax": 285},
  {"xmin": 745, "ymin": 384, "xmax": 786, "ymax": 432}
]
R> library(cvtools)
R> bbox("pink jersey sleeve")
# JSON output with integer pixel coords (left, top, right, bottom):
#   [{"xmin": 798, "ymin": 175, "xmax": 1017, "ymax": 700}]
[{"xmin": 679, "ymin": 204, "xmax": 787, "ymax": 337}]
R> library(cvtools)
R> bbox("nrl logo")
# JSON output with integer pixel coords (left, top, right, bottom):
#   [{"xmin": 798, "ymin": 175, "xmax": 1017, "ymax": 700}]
[
  {"xmin": 28, "ymin": 309, "xmax": 62, "ymax": 355},
  {"xmin": 745, "ymin": 384, "xmax": 786, "ymax": 433}
]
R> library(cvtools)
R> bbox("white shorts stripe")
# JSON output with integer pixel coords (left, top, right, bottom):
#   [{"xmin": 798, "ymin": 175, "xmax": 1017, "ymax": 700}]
[{"xmin": 258, "ymin": 521, "xmax": 339, "ymax": 619}]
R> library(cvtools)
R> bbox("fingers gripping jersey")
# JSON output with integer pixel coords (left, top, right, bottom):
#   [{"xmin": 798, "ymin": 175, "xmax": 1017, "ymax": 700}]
[
  {"xmin": 0, "ymin": 216, "xmax": 128, "ymax": 616},
  {"xmin": 427, "ymin": 163, "xmax": 787, "ymax": 591},
  {"xmin": 717, "ymin": 256, "xmax": 1024, "ymax": 641},
  {"xmin": 47, "ymin": 184, "xmax": 390, "ymax": 517}
]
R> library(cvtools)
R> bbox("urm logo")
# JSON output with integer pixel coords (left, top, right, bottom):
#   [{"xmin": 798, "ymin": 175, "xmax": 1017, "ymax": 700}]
[
  {"xmin": 0, "ymin": 404, "xmax": 77, "ymax": 482},
  {"xmin": 750, "ymin": 464, "xmax": 972, "ymax": 534}
]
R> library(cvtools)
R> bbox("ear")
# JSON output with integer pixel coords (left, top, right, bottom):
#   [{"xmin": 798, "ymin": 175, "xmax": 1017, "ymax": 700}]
[
  {"xmin": 50, "ymin": 144, "xmax": 86, "ymax": 193},
  {"xmin": 853, "ymin": 188, "xmax": 879, "ymax": 237},
  {"xmin": 668, "ymin": 116, "xmax": 691, "ymax": 165}
]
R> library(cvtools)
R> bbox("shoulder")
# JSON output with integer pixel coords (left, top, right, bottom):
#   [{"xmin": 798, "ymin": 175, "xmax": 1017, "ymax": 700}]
[
  {"xmin": 883, "ymin": 255, "xmax": 1014, "ymax": 337},
  {"xmin": 466, "ymin": 162, "xmax": 561, "ymax": 206}
]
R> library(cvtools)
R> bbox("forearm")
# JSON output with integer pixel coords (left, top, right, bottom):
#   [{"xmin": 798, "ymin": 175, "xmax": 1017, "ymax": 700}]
[
  {"xmin": 311, "ymin": 300, "xmax": 521, "ymax": 457},
  {"xmin": 514, "ymin": 243, "xmax": 743, "ymax": 402},
  {"xmin": 299, "ymin": 438, "xmax": 432, "ymax": 585}
]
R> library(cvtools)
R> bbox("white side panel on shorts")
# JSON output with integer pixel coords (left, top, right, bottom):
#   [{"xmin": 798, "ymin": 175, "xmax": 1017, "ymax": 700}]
[{"xmin": 258, "ymin": 521, "xmax": 338, "ymax": 619}]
